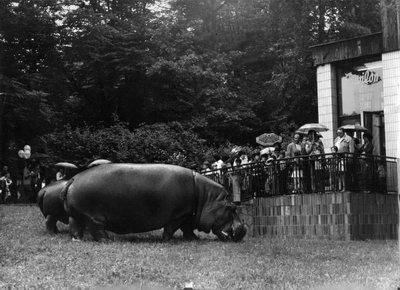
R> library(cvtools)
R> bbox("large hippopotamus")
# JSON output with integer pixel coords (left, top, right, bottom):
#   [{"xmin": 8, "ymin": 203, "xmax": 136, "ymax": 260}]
[
  {"xmin": 37, "ymin": 180, "xmax": 69, "ymax": 233},
  {"xmin": 62, "ymin": 163, "xmax": 246, "ymax": 242}
]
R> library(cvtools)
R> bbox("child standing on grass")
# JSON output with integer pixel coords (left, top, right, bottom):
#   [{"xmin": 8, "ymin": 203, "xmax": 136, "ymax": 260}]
[{"xmin": 0, "ymin": 172, "xmax": 13, "ymax": 203}]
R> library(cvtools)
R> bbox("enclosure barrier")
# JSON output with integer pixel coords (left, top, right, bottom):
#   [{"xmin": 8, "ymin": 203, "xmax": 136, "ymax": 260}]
[
  {"xmin": 203, "ymin": 154, "xmax": 399, "ymax": 240},
  {"xmin": 203, "ymin": 153, "xmax": 398, "ymax": 200}
]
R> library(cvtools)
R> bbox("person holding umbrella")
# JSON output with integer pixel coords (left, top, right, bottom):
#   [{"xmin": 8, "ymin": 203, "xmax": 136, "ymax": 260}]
[
  {"xmin": 54, "ymin": 162, "xmax": 78, "ymax": 180},
  {"xmin": 56, "ymin": 168, "xmax": 66, "ymax": 181},
  {"xmin": 359, "ymin": 132, "xmax": 374, "ymax": 155},
  {"xmin": 333, "ymin": 128, "xmax": 355, "ymax": 191},
  {"xmin": 307, "ymin": 130, "xmax": 325, "ymax": 155}
]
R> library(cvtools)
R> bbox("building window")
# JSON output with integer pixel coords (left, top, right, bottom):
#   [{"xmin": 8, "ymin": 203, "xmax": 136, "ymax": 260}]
[
  {"xmin": 336, "ymin": 60, "xmax": 383, "ymax": 127},
  {"xmin": 336, "ymin": 59, "xmax": 385, "ymax": 155}
]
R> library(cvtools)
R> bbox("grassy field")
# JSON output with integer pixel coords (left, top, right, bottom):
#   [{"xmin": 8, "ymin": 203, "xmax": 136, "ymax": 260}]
[{"xmin": 0, "ymin": 204, "xmax": 399, "ymax": 290}]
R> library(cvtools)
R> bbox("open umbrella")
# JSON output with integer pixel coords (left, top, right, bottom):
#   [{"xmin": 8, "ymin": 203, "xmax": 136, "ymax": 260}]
[
  {"xmin": 339, "ymin": 124, "xmax": 369, "ymax": 132},
  {"xmin": 88, "ymin": 159, "xmax": 112, "ymax": 168},
  {"xmin": 296, "ymin": 123, "xmax": 329, "ymax": 134},
  {"xmin": 54, "ymin": 162, "xmax": 78, "ymax": 169},
  {"xmin": 256, "ymin": 133, "xmax": 282, "ymax": 147},
  {"xmin": 230, "ymin": 146, "xmax": 243, "ymax": 155}
]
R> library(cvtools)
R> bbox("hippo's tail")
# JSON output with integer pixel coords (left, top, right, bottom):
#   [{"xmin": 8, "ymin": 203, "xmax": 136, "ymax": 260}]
[
  {"xmin": 60, "ymin": 178, "xmax": 74, "ymax": 201},
  {"xmin": 37, "ymin": 188, "xmax": 46, "ymax": 217}
]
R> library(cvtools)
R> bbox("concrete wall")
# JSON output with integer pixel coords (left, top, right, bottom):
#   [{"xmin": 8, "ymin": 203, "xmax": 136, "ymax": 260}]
[
  {"xmin": 316, "ymin": 64, "xmax": 338, "ymax": 151},
  {"xmin": 382, "ymin": 51, "xmax": 400, "ymax": 158}
]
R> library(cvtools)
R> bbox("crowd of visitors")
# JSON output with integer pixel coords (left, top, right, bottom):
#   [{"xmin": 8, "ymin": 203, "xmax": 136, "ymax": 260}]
[
  {"xmin": 0, "ymin": 160, "xmax": 60, "ymax": 205},
  {"xmin": 200, "ymin": 128, "xmax": 387, "ymax": 200}
]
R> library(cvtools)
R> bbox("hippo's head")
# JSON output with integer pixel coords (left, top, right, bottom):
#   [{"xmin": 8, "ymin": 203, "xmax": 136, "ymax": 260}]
[
  {"xmin": 198, "ymin": 198, "xmax": 246, "ymax": 242},
  {"xmin": 195, "ymin": 175, "xmax": 246, "ymax": 242},
  {"xmin": 211, "ymin": 203, "xmax": 247, "ymax": 242}
]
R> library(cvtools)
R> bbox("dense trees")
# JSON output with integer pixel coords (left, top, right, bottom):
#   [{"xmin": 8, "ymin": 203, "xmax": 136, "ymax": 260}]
[{"xmin": 0, "ymin": 0, "xmax": 381, "ymax": 166}]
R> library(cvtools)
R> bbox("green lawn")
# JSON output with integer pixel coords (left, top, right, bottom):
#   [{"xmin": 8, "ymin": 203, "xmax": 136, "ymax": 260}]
[{"xmin": 0, "ymin": 204, "xmax": 399, "ymax": 289}]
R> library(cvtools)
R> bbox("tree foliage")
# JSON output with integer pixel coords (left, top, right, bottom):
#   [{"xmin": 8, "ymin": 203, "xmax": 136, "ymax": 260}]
[
  {"xmin": 0, "ymin": 0, "xmax": 382, "ymax": 167},
  {"xmin": 44, "ymin": 120, "xmax": 209, "ymax": 168}
]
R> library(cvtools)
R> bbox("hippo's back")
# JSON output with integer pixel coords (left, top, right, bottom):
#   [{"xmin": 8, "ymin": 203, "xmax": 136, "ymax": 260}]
[
  {"xmin": 65, "ymin": 163, "xmax": 196, "ymax": 234},
  {"xmin": 38, "ymin": 180, "xmax": 67, "ymax": 216}
]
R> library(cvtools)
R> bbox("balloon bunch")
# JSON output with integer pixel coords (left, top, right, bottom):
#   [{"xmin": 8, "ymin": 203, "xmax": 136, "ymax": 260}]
[{"xmin": 17, "ymin": 145, "xmax": 31, "ymax": 159}]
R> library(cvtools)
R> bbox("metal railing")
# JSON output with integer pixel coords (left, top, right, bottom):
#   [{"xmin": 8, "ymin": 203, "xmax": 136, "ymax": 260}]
[{"xmin": 202, "ymin": 153, "xmax": 398, "ymax": 202}]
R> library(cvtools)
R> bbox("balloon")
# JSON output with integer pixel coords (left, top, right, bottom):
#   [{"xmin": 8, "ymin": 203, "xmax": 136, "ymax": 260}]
[
  {"xmin": 18, "ymin": 150, "xmax": 25, "ymax": 158},
  {"xmin": 24, "ymin": 150, "xmax": 31, "ymax": 159},
  {"xmin": 24, "ymin": 145, "xmax": 31, "ymax": 151}
]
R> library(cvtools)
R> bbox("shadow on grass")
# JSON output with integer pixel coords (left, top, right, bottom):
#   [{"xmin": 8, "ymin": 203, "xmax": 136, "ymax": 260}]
[
  {"xmin": 107, "ymin": 231, "xmax": 221, "ymax": 245},
  {"xmin": 47, "ymin": 224, "xmax": 221, "ymax": 245}
]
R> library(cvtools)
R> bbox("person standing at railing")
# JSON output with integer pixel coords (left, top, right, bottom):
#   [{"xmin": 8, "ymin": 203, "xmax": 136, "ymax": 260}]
[
  {"xmin": 249, "ymin": 151, "xmax": 261, "ymax": 163},
  {"xmin": 286, "ymin": 133, "xmax": 304, "ymax": 193},
  {"xmin": 353, "ymin": 137, "xmax": 362, "ymax": 153},
  {"xmin": 286, "ymin": 133, "xmax": 302, "ymax": 158},
  {"xmin": 229, "ymin": 163, "xmax": 242, "ymax": 204},
  {"xmin": 200, "ymin": 161, "xmax": 213, "ymax": 176},
  {"xmin": 327, "ymin": 146, "xmax": 340, "ymax": 191},
  {"xmin": 359, "ymin": 132, "xmax": 374, "ymax": 191},
  {"xmin": 377, "ymin": 160, "xmax": 387, "ymax": 193},
  {"xmin": 211, "ymin": 154, "xmax": 224, "ymax": 172},
  {"xmin": 275, "ymin": 149, "xmax": 288, "ymax": 194},
  {"xmin": 334, "ymin": 128, "xmax": 354, "ymax": 153},
  {"xmin": 307, "ymin": 131, "xmax": 326, "ymax": 193},
  {"xmin": 359, "ymin": 132, "xmax": 374, "ymax": 155},
  {"xmin": 333, "ymin": 128, "xmax": 355, "ymax": 191},
  {"xmin": 219, "ymin": 164, "xmax": 230, "ymax": 192},
  {"xmin": 300, "ymin": 135, "xmax": 313, "ymax": 192},
  {"xmin": 308, "ymin": 130, "xmax": 325, "ymax": 154}
]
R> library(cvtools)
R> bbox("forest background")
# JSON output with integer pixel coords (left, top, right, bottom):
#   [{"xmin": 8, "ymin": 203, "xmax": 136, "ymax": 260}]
[{"xmin": 0, "ymin": 0, "xmax": 381, "ymax": 172}]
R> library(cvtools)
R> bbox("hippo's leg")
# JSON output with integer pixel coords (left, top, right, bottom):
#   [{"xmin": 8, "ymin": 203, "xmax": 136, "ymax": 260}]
[
  {"xmin": 181, "ymin": 218, "xmax": 198, "ymax": 240},
  {"xmin": 86, "ymin": 217, "xmax": 109, "ymax": 242},
  {"xmin": 162, "ymin": 219, "xmax": 183, "ymax": 240},
  {"xmin": 69, "ymin": 216, "xmax": 84, "ymax": 240},
  {"xmin": 59, "ymin": 215, "xmax": 69, "ymax": 225},
  {"xmin": 45, "ymin": 215, "xmax": 59, "ymax": 234}
]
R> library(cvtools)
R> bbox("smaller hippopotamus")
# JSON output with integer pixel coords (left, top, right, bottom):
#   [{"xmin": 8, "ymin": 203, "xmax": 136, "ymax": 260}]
[{"xmin": 37, "ymin": 180, "xmax": 69, "ymax": 233}]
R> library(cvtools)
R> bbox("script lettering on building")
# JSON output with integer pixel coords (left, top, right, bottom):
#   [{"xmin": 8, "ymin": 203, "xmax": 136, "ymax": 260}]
[{"xmin": 344, "ymin": 70, "xmax": 381, "ymax": 85}]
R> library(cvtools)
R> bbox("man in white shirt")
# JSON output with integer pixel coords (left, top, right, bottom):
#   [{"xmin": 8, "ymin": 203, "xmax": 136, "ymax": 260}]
[{"xmin": 334, "ymin": 128, "xmax": 354, "ymax": 153}]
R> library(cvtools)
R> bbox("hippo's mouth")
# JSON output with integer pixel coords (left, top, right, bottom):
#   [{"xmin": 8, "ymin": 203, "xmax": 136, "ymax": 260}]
[
  {"xmin": 213, "ymin": 228, "xmax": 232, "ymax": 241},
  {"xmin": 213, "ymin": 224, "xmax": 246, "ymax": 242}
]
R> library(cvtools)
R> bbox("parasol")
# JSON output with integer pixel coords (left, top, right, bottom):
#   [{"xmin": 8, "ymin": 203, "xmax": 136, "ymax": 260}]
[
  {"xmin": 230, "ymin": 146, "xmax": 243, "ymax": 155},
  {"xmin": 256, "ymin": 133, "xmax": 282, "ymax": 147},
  {"xmin": 339, "ymin": 124, "xmax": 369, "ymax": 132},
  {"xmin": 88, "ymin": 159, "xmax": 112, "ymax": 168},
  {"xmin": 54, "ymin": 162, "xmax": 78, "ymax": 169},
  {"xmin": 296, "ymin": 123, "xmax": 329, "ymax": 134}
]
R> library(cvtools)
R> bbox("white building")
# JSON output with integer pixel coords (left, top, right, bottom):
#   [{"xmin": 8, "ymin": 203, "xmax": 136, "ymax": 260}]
[{"xmin": 311, "ymin": 1, "xmax": 400, "ymax": 159}]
